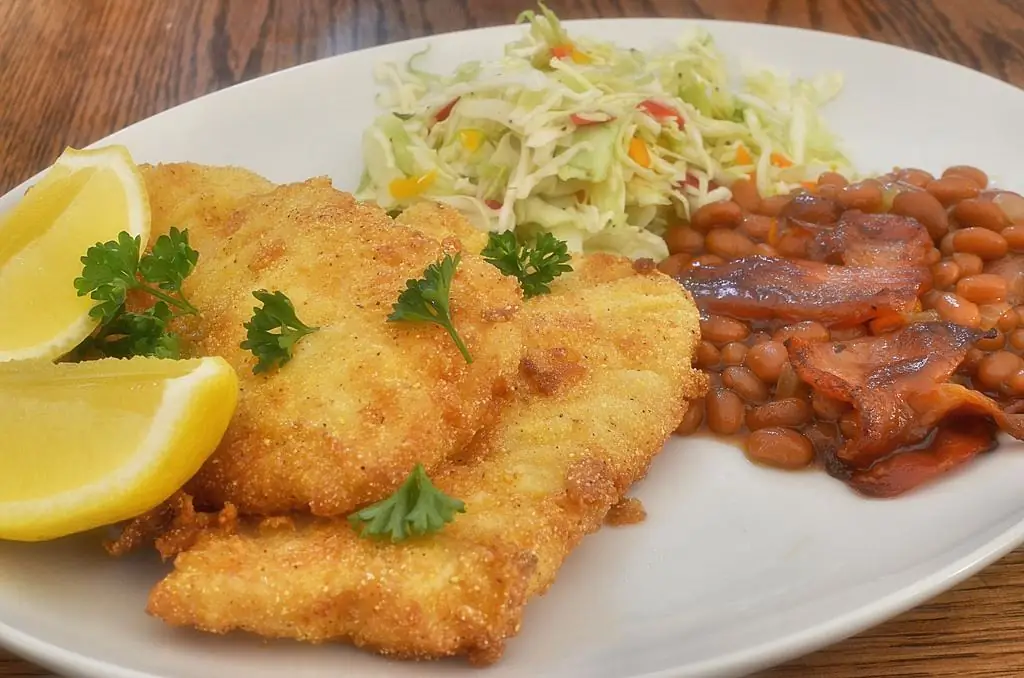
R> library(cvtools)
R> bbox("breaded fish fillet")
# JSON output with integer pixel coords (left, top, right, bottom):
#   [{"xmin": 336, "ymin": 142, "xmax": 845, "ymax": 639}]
[
  {"xmin": 139, "ymin": 170, "xmax": 524, "ymax": 517},
  {"xmin": 147, "ymin": 255, "xmax": 705, "ymax": 664},
  {"xmin": 140, "ymin": 163, "xmax": 274, "ymax": 251}
]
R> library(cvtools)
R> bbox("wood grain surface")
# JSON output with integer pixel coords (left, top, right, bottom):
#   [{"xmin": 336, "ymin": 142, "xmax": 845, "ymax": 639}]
[{"xmin": 3, "ymin": 0, "xmax": 1024, "ymax": 676}]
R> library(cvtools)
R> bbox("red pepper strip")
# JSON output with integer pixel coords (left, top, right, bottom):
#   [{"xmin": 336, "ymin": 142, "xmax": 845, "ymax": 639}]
[
  {"xmin": 637, "ymin": 99, "xmax": 686, "ymax": 129},
  {"xmin": 433, "ymin": 97, "xmax": 460, "ymax": 124},
  {"xmin": 550, "ymin": 44, "xmax": 574, "ymax": 59},
  {"xmin": 679, "ymin": 174, "xmax": 721, "ymax": 191}
]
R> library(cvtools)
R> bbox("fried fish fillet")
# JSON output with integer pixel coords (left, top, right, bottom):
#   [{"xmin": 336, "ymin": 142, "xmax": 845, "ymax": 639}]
[
  {"xmin": 147, "ymin": 254, "xmax": 705, "ymax": 664},
  {"xmin": 141, "ymin": 163, "xmax": 275, "ymax": 251},
  {"xmin": 138, "ymin": 168, "xmax": 525, "ymax": 517}
]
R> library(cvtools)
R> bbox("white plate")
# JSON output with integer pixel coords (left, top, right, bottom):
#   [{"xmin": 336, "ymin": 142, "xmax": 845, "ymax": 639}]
[{"xmin": 4, "ymin": 18, "xmax": 1024, "ymax": 678}]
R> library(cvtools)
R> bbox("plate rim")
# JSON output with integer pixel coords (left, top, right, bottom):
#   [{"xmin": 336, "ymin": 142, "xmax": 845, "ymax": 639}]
[{"xmin": 4, "ymin": 15, "xmax": 1024, "ymax": 678}]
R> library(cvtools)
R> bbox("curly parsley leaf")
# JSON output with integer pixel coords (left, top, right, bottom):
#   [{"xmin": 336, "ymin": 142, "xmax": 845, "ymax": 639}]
[
  {"xmin": 74, "ymin": 231, "xmax": 142, "ymax": 323},
  {"xmin": 481, "ymin": 231, "xmax": 572, "ymax": 298},
  {"xmin": 240, "ymin": 289, "xmax": 320, "ymax": 374},
  {"xmin": 387, "ymin": 253, "xmax": 472, "ymax": 363},
  {"xmin": 73, "ymin": 229, "xmax": 200, "ymax": 359},
  {"xmin": 84, "ymin": 303, "xmax": 181, "ymax": 360},
  {"xmin": 348, "ymin": 463, "xmax": 465, "ymax": 542},
  {"xmin": 139, "ymin": 227, "xmax": 199, "ymax": 299}
]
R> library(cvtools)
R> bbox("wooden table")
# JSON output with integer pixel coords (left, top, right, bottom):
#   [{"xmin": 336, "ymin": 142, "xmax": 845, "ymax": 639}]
[{"xmin": 3, "ymin": 0, "xmax": 1024, "ymax": 675}]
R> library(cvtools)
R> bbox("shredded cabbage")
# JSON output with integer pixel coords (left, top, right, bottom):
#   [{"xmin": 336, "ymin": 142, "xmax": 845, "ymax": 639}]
[{"xmin": 356, "ymin": 3, "xmax": 851, "ymax": 260}]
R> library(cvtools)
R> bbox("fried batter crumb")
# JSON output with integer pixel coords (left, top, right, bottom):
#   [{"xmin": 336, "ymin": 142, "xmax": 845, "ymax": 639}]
[
  {"xmin": 605, "ymin": 497, "xmax": 647, "ymax": 526},
  {"xmin": 632, "ymin": 257, "xmax": 657, "ymax": 274}
]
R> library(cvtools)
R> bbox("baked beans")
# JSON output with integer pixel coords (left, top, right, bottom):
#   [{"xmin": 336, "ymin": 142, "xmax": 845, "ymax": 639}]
[
  {"xmin": 706, "ymin": 388, "xmax": 745, "ymax": 435},
  {"xmin": 667, "ymin": 161, "xmax": 1024, "ymax": 485},
  {"xmin": 745, "ymin": 427, "xmax": 815, "ymax": 469}
]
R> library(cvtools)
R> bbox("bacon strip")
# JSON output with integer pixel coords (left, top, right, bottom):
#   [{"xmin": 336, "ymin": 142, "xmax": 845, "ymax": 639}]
[
  {"xmin": 807, "ymin": 211, "xmax": 935, "ymax": 269},
  {"xmin": 844, "ymin": 419, "xmax": 997, "ymax": 498},
  {"xmin": 679, "ymin": 255, "xmax": 927, "ymax": 326},
  {"xmin": 789, "ymin": 322, "xmax": 1024, "ymax": 496}
]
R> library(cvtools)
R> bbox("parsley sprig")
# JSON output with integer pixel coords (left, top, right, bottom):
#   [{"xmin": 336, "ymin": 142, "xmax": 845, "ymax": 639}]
[
  {"xmin": 240, "ymin": 290, "xmax": 319, "ymax": 374},
  {"xmin": 481, "ymin": 231, "xmax": 572, "ymax": 298},
  {"xmin": 348, "ymin": 463, "xmax": 465, "ymax": 542},
  {"xmin": 388, "ymin": 253, "xmax": 472, "ymax": 363},
  {"xmin": 73, "ymin": 227, "xmax": 199, "ymax": 359}
]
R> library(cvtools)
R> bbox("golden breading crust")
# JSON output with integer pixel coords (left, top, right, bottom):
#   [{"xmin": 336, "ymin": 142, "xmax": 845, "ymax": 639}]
[
  {"xmin": 147, "ymin": 254, "xmax": 705, "ymax": 664},
  {"xmin": 138, "ymin": 168, "xmax": 525, "ymax": 517},
  {"xmin": 140, "ymin": 163, "xmax": 275, "ymax": 249}
]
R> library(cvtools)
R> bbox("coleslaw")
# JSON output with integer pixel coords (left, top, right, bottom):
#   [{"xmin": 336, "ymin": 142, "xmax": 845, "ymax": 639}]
[{"xmin": 356, "ymin": 4, "xmax": 851, "ymax": 260}]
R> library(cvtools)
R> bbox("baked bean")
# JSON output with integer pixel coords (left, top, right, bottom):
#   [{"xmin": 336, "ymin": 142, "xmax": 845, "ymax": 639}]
[
  {"xmin": 951, "ymin": 252, "xmax": 984, "ymax": 277},
  {"xmin": 700, "ymin": 315, "xmax": 750, "ymax": 345},
  {"xmin": 817, "ymin": 171, "xmax": 849, "ymax": 188},
  {"xmin": 675, "ymin": 399, "xmax": 705, "ymax": 435},
  {"xmin": 891, "ymin": 190, "xmax": 949, "ymax": 240},
  {"xmin": 838, "ymin": 410, "xmax": 860, "ymax": 439},
  {"xmin": 926, "ymin": 175, "xmax": 981, "ymax": 206},
  {"xmin": 757, "ymin": 195, "xmax": 791, "ymax": 218},
  {"xmin": 776, "ymin": 232, "xmax": 809, "ymax": 258},
  {"xmin": 939, "ymin": 232, "xmax": 956, "ymax": 256},
  {"xmin": 722, "ymin": 366, "xmax": 770, "ymax": 403},
  {"xmin": 750, "ymin": 331, "xmax": 773, "ymax": 345},
  {"xmin": 895, "ymin": 167, "xmax": 935, "ymax": 188},
  {"xmin": 811, "ymin": 390, "xmax": 850, "ymax": 421},
  {"xmin": 952, "ymin": 228, "xmax": 1009, "ymax": 260},
  {"xmin": 720, "ymin": 342, "xmax": 748, "ymax": 366},
  {"xmin": 691, "ymin": 200, "xmax": 743, "ymax": 233},
  {"xmin": 705, "ymin": 228, "xmax": 756, "ymax": 259},
  {"xmin": 925, "ymin": 247, "xmax": 942, "ymax": 265},
  {"xmin": 976, "ymin": 351, "xmax": 1024, "ymax": 392},
  {"xmin": 931, "ymin": 292, "xmax": 981, "ymax": 328},
  {"xmin": 999, "ymin": 308, "xmax": 1021, "ymax": 333},
  {"xmin": 739, "ymin": 214, "xmax": 775, "ymax": 241},
  {"xmin": 837, "ymin": 180, "xmax": 884, "ymax": 212},
  {"xmin": 706, "ymin": 388, "xmax": 745, "ymax": 435},
  {"xmin": 943, "ymin": 165, "xmax": 989, "ymax": 189},
  {"xmin": 754, "ymin": 243, "xmax": 778, "ymax": 257},
  {"xmin": 955, "ymin": 274, "xmax": 1008, "ymax": 304},
  {"xmin": 745, "ymin": 427, "xmax": 815, "ymax": 470},
  {"xmin": 1011, "ymin": 329, "xmax": 1024, "ymax": 351},
  {"xmin": 954, "ymin": 199, "xmax": 1009, "ymax": 232},
  {"xmin": 693, "ymin": 254, "xmax": 725, "ymax": 267},
  {"xmin": 745, "ymin": 341, "xmax": 788, "ymax": 383},
  {"xmin": 775, "ymin": 362, "xmax": 808, "ymax": 400},
  {"xmin": 783, "ymin": 193, "xmax": 843, "ymax": 225},
  {"xmin": 817, "ymin": 184, "xmax": 840, "ymax": 200},
  {"xmin": 656, "ymin": 253, "xmax": 692, "ymax": 277},
  {"xmin": 695, "ymin": 341, "xmax": 721, "ymax": 369},
  {"xmin": 746, "ymin": 398, "xmax": 812, "ymax": 430},
  {"xmin": 930, "ymin": 260, "xmax": 961, "ymax": 290},
  {"xmin": 1002, "ymin": 225, "xmax": 1024, "ymax": 252},
  {"xmin": 729, "ymin": 178, "xmax": 761, "ymax": 212},
  {"xmin": 664, "ymin": 226, "xmax": 705, "ymax": 255},
  {"xmin": 976, "ymin": 330, "xmax": 1006, "ymax": 352},
  {"xmin": 774, "ymin": 321, "xmax": 830, "ymax": 344},
  {"xmin": 1004, "ymin": 369, "xmax": 1024, "ymax": 396}
]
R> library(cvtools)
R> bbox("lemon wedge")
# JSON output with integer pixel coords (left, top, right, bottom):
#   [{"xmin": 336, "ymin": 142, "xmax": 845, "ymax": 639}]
[
  {"xmin": 0, "ymin": 356, "xmax": 237, "ymax": 541},
  {"xmin": 0, "ymin": 145, "xmax": 150, "ymax": 363}
]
